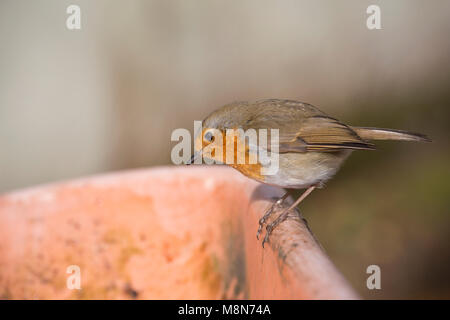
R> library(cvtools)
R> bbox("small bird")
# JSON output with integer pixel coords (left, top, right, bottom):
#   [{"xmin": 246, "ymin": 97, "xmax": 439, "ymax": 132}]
[{"xmin": 189, "ymin": 99, "xmax": 431, "ymax": 247}]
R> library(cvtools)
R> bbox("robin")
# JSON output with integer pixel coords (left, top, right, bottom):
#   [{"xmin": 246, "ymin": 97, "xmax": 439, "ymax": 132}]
[{"xmin": 188, "ymin": 99, "xmax": 431, "ymax": 247}]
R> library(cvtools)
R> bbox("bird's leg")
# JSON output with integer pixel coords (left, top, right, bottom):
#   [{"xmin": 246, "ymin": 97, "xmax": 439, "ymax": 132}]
[
  {"xmin": 262, "ymin": 185, "xmax": 316, "ymax": 248},
  {"xmin": 256, "ymin": 192, "xmax": 289, "ymax": 240}
]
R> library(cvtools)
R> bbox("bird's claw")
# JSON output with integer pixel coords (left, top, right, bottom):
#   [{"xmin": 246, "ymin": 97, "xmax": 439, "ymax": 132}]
[
  {"xmin": 262, "ymin": 234, "xmax": 269, "ymax": 248},
  {"xmin": 256, "ymin": 193, "xmax": 289, "ymax": 245},
  {"xmin": 262, "ymin": 223, "xmax": 275, "ymax": 248},
  {"xmin": 256, "ymin": 215, "xmax": 269, "ymax": 240},
  {"xmin": 256, "ymin": 224, "xmax": 262, "ymax": 240}
]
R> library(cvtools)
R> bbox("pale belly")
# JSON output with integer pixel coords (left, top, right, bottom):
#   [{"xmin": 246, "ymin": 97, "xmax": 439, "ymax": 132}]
[{"xmin": 260, "ymin": 151, "xmax": 352, "ymax": 189}]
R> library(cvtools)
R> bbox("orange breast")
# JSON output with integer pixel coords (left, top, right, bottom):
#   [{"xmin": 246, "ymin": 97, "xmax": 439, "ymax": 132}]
[
  {"xmin": 228, "ymin": 135, "xmax": 263, "ymax": 181},
  {"xmin": 230, "ymin": 163, "xmax": 264, "ymax": 181},
  {"xmin": 200, "ymin": 127, "xmax": 264, "ymax": 181}
]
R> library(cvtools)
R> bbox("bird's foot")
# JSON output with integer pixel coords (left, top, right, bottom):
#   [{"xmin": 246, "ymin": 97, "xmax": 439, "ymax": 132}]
[
  {"xmin": 261, "ymin": 210, "xmax": 290, "ymax": 248},
  {"xmin": 256, "ymin": 193, "xmax": 289, "ymax": 240},
  {"xmin": 259, "ymin": 184, "xmax": 317, "ymax": 248}
]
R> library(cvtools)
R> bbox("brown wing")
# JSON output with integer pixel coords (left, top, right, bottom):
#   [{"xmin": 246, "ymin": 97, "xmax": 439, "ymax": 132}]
[
  {"xmin": 242, "ymin": 100, "xmax": 374, "ymax": 153},
  {"xmin": 292, "ymin": 115, "xmax": 375, "ymax": 152}
]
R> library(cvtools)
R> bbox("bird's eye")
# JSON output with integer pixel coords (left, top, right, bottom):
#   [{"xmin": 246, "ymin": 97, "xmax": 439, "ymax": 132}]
[{"xmin": 204, "ymin": 131, "xmax": 214, "ymax": 142}]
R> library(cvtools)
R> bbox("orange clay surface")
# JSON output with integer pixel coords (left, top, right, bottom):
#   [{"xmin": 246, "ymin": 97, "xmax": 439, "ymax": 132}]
[{"xmin": 0, "ymin": 166, "xmax": 357, "ymax": 299}]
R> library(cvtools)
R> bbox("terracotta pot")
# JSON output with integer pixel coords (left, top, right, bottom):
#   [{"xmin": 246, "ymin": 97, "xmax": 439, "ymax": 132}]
[{"xmin": 0, "ymin": 166, "xmax": 358, "ymax": 299}]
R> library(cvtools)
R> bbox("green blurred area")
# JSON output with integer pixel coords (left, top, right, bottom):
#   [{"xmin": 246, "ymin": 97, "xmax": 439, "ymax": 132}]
[{"xmin": 0, "ymin": 0, "xmax": 449, "ymax": 299}]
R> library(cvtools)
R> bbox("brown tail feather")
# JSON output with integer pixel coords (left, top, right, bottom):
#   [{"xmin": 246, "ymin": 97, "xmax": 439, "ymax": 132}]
[{"xmin": 352, "ymin": 127, "xmax": 431, "ymax": 142}]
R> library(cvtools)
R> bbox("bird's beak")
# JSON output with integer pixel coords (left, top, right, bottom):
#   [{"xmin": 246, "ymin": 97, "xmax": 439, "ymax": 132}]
[{"xmin": 187, "ymin": 149, "xmax": 202, "ymax": 165}]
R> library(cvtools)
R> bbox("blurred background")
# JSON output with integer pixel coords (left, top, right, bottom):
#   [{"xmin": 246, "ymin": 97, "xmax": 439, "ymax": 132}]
[{"xmin": 0, "ymin": 0, "xmax": 449, "ymax": 299}]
